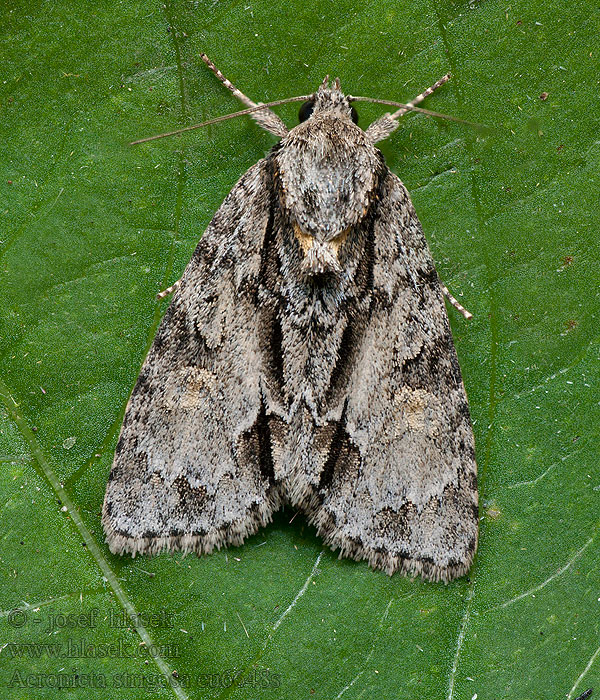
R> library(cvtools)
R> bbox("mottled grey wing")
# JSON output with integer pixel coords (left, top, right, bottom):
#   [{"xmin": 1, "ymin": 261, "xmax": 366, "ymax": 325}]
[
  {"xmin": 103, "ymin": 160, "xmax": 281, "ymax": 556},
  {"xmin": 300, "ymin": 170, "xmax": 478, "ymax": 582}
]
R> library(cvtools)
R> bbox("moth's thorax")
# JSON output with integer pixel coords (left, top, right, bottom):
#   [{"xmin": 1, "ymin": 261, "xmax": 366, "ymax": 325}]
[{"xmin": 274, "ymin": 113, "xmax": 381, "ymax": 276}]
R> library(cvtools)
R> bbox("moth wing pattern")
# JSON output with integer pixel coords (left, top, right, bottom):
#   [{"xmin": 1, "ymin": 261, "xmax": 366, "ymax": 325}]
[
  {"xmin": 293, "ymin": 169, "xmax": 478, "ymax": 583},
  {"xmin": 102, "ymin": 159, "xmax": 281, "ymax": 556}
]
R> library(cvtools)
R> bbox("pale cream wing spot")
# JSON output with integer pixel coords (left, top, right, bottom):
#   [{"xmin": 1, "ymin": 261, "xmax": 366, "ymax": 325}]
[
  {"xmin": 161, "ymin": 368, "xmax": 219, "ymax": 410},
  {"xmin": 393, "ymin": 387, "xmax": 442, "ymax": 439}
]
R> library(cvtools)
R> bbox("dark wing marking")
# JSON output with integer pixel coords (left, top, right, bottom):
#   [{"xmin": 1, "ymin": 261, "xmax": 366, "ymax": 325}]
[
  {"xmin": 102, "ymin": 159, "xmax": 283, "ymax": 556},
  {"xmin": 295, "ymin": 169, "xmax": 478, "ymax": 582}
]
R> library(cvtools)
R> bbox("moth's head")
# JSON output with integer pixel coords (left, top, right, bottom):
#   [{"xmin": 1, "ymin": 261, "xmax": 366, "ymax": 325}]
[
  {"xmin": 298, "ymin": 76, "xmax": 358, "ymax": 125},
  {"xmin": 278, "ymin": 76, "xmax": 380, "ymax": 280}
]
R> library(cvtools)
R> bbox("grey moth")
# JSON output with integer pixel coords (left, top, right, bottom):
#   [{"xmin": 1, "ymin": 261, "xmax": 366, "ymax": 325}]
[{"xmin": 103, "ymin": 55, "xmax": 478, "ymax": 583}]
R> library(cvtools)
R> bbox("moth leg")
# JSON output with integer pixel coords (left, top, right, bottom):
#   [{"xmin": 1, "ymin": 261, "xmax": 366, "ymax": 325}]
[
  {"xmin": 156, "ymin": 279, "xmax": 182, "ymax": 300},
  {"xmin": 365, "ymin": 73, "xmax": 451, "ymax": 143},
  {"xmin": 200, "ymin": 53, "xmax": 288, "ymax": 137},
  {"xmin": 440, "ymin": 282, "xmax": 473, "ymax": 320}
]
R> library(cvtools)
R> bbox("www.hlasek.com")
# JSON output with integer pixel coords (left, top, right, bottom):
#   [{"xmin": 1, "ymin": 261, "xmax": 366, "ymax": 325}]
[{"xmin": 4, "ymin": 639, "xmax": 179, "ymax": 660}]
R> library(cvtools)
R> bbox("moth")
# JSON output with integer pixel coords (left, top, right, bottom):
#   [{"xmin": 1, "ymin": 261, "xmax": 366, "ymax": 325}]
[{"xmin": 103, "ymin": 54, "xmax": 478, "ymax": 583}]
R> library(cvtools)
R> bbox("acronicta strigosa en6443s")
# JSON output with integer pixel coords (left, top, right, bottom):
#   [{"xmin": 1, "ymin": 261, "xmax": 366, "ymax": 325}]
[{"xmin": 102, "ymin": 53, "xmax": 478, "ymax": 583}]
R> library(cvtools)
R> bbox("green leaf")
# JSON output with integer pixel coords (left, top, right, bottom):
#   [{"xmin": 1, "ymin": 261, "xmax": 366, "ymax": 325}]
[{"xmin": 1, "ymin": 1, "xmax": 598, "ymax": 699}]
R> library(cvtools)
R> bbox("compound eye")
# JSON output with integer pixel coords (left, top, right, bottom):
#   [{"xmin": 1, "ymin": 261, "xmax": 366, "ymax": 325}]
[
  {"xmin": 298, "ymin": 100, "xmax": 315, "ymax": 122},
  {"xmin": 350, "ymin": 105, "xmax": 358, "ymax": 124}
]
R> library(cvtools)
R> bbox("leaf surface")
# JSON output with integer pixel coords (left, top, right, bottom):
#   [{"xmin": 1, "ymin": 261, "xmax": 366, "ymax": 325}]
[{"xmin": 1, "ymin": 1, "xmax": 598, "ymax": 698}]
